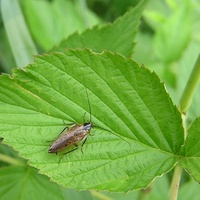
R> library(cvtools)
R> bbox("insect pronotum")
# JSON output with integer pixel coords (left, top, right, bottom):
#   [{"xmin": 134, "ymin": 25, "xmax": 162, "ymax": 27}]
[{"xmin": 48, "ymin": 86, "xmax": 93, "ymax": 158}]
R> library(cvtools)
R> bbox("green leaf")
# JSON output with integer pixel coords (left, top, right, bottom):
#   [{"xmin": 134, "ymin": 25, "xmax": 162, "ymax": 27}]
[
  {"xmin": 0, "ymin": 30, "xmax": 16, "ymax": 74},
  {"xmin": 0, "ymin": 49, "xmax": 184, "ymax": 192},
  {"xmin": 0, "ymin": 166, "xmax": 64, "ymax": 200},
  {"xmin": 54, "ymin": 0, "xmax": 147, "ymax": 57},
  {"xmin": 21, "ymin": 0, "xmax": 100, "ymax": 51},
  {"xmin": 181, "ymin": 117, "xmax": 200, "ymax": 183},
  {"xmin": 154, "ymin": 2, "xmax": 192, "ymax": 63},
  {"xmin": 1, "ymin": 0, "xmax": 38, "ymax": 68},
  {"xmin": 178, "ymin": 178, "xmax": 200, "ymax": 200},
  {"xmin": 147, "ymin": 174, "xmax": 169, "ymax": 200}
]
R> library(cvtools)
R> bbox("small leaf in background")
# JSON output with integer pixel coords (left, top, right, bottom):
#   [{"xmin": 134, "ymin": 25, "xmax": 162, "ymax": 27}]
[
  {"xmin": 181, "ymin": 117, "xmax": 200, "ymax": 183},
  {"xmin": 1, "ymin": 0, "xmax": 38, "ymax": 68},
  {"xmin": 0, "ymin": 49, "xmax": 184, "ymax": 192},
  {"xmin": 54, "ymin": 0, "xmax": 147, "ymax": 57},
  {"xmin": 178, "ymin": 178, "xmax": 200, "ymax": 200},
  {"xmin": 21, "ymin": 0, "xmax": 101, "ymax": 51},
  {"xmin": 0, "ymin": 144, "xmax": 94, "ymax": 200},
  {"xmin": 153, "ymin": 2, "xmax": 192, "ymax": 63},
  {"xmin": 0, "ymin": 166, "xmax": 64, "ymax": 200},
  {"xmin": 0, "ymin": 31, "xmax": 16, "ymax": 74}
]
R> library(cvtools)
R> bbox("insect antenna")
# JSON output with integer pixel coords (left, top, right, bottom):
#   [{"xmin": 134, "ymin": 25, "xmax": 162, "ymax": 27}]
[
  {"xmin": 85, "ymin": 86, "xmax": 92, "ymax": 123},
  {"xmin": 83, "ymin": 82, "xmax": 130, "ymax": 148}
]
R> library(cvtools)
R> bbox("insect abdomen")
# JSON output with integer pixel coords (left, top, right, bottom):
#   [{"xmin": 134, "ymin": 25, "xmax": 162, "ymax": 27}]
[
  {"xmin": 48, "ymin": 127, "xmax": 89, "ymax": 154},
  {"xmin": 48, "ymin": 139, "xmax": 74, "ymax": 153}
]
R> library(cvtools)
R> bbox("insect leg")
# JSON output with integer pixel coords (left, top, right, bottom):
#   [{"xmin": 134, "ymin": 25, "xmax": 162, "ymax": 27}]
[
  {"xmin": 46, "ymin": 126, "xmax": 69, "ymax": 143},
  {"xmin": 63, "ymin": 144, "xmax": 78, "ymax": 156},
  {"xmin": 83, "ymin": 112, "xmax": 86, "ymax": 123},
  {"xmin": 57, "ymin": 123, "xmax": 77, "ymax": 139},
  {"xmin": 80, "ymin": 137, "xmax": 87, "ymax": 154},
  {"xmin": 58, "ymin": 126, "xmax": 69, "ymax": 136},
  {"xmin": 58, "ymin": 145, "xmax": 79, "ymax": 164},
  {"xmin": 62, "ymin": 119, "xmax": 76, "ymax": 126}
]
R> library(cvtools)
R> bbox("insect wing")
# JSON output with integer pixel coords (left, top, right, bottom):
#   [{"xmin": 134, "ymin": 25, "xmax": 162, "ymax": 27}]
[{"xmin": 48, "ymin": 124, "xmax": 88, "ymax": 153}]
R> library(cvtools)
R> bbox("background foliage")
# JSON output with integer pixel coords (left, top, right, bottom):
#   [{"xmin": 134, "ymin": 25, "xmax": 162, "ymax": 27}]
[{"xmin": 0, "ymin": 0, "xmax": 200, "ymax": 199}]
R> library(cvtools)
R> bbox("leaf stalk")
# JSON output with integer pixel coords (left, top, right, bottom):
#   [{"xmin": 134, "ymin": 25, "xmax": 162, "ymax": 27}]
[
  {"xmin": 169, "ymin": 54, "xmax": 200, "ymax": 200},
  {"xmin": 169, "ymin": 163, "xmax": 182, "ymax": 200},
  {"xmin": 179, "ymin": 54, "xmax": 200, "ymax": 113}
]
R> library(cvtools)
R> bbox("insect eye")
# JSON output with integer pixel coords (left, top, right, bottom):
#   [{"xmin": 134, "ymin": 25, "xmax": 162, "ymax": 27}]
[{"xmin": 83, "ymin": 123, "xmax": 92, "ymax": 131}]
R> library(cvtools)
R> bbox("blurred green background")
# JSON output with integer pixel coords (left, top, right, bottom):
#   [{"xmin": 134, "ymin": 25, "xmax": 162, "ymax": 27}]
[{"xmin": 0, "ymin": 0, "xmax": 200, "ymax": 199}]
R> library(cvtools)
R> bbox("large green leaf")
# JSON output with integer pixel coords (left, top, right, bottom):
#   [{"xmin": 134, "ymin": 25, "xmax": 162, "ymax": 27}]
[
  {"xmin": 181, "ymin": 117, "xmax": 200, "ymax": 183},
  {"xmin": 0, "ymin": 49, "xmax": 184, "ymax": 192}
]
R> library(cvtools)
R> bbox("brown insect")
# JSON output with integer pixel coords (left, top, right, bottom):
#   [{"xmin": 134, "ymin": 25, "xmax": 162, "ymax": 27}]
[
  {"xmin": 48, "ymin": 87, "xmax": 93, "ymax": 158},
  {"xmin": 48, "ymin": 122, "xmax": 92, "ymax": 155}
]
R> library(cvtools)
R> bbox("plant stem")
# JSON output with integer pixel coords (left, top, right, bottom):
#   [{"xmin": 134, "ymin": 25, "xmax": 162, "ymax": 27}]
[
  {"xmin": 169, "ymin": 55, "xmax": 200, "ymax": 200},
  {"xmin": 0, "ymin": 153, "xmax": 25, "ymax": 166},
  {"xmin": 179, "ymin": 54, "xmax": 200, "ymax": 113},
  {"xmin": 169, "ymin": 163, "xmax": 182, "ymax": 200},
  {"xmin": 90, "ymin": 190, "xmax": 113, "ymax": 200}
]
